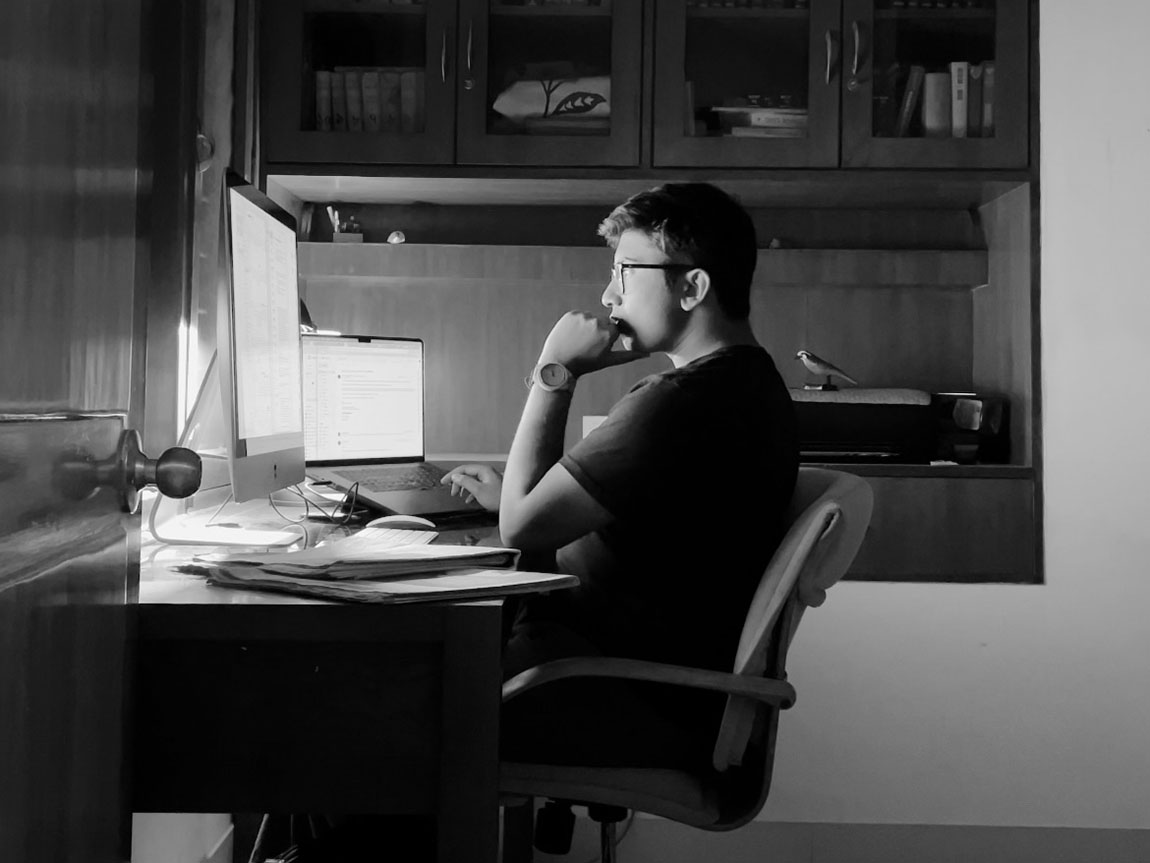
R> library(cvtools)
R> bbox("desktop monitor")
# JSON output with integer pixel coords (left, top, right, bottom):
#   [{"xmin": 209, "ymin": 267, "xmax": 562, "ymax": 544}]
[{"xmin": 214, "ymin": 170, "xmax": 305, "ymax": 502}]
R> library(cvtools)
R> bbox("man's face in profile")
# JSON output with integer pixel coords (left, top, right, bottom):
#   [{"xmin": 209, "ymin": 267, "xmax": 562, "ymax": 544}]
[{"xmin": 603, "ymin": 229, "xmax": 690, "ymax": 356}]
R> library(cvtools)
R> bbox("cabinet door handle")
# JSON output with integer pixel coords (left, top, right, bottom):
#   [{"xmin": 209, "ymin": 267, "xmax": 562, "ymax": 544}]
[
  {"xmin": 441, "ymin": 30, "xmax": 447, "ymax": 84},
  {"xmin": 466, "ymin": 21, "xmax": 473, "ymax": 74},
  {"xmin": 825, "ymin": 28, "xmax": 840, "ymax": 85},
  {"xmin": 850, "ymin": 19, "xmax": 862, "ymax": 76}
]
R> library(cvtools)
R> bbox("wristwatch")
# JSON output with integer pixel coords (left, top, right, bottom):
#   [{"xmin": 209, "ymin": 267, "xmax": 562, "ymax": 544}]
[{"xmin": 527, "ymin": 361, "xmax": 576, "ymax": 393}]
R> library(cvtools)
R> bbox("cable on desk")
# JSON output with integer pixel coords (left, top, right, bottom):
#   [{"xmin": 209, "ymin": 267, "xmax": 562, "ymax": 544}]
[
  {"xmin": 266, "ymin": 481, "xmax": 363, "ymax": 529},
  {"xmin": 145, "ymin": 490, "xmax": 308, "ymax": 548}
]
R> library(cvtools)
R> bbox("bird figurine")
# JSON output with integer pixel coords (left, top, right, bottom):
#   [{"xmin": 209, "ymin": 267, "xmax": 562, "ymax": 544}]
[{"xmin": 796, "ymin": 350, "xmax": 858, "ymax": 391}]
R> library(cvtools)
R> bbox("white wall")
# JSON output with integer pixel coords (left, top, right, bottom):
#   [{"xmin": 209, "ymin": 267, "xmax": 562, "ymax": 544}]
[{"xmin": 762, "ymin": 3, "xmax": 1150, "ymax": 829}]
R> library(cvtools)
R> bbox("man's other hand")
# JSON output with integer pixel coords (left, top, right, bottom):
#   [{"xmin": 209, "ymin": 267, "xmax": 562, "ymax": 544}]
[
  {"xmin": 441, "ymin": 463, "xmax": 503, "ymax": 512},
  {"xmin": 539, "ymin": 311, "xmax": 648, "ymax": 378}
]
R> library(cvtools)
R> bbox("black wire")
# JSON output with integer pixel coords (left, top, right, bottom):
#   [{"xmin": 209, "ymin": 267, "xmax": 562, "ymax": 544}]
[{"xmin": 574, "ymin": 811, "xmax": 635, "ymax": 863}]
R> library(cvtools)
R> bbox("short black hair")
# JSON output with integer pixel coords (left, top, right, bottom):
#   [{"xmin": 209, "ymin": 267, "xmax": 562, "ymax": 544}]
[{"xmin": 597, "ymin": 182, "xmax": 757, "ymax": 319}]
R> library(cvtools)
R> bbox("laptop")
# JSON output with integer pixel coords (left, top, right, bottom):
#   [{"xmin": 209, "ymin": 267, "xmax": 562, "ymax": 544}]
[{"xmin": 301, "ymin": 334, "xmax": 485, "ymax": 517}]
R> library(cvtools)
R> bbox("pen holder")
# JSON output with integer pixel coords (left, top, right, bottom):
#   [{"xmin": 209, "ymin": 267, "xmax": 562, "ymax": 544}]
[{"xmin": 333, "ymin": 232, "xmax": 363, "ymax": 243}]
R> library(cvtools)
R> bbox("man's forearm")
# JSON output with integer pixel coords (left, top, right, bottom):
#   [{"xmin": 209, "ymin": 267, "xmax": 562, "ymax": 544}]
[{"xmin": 500, "ymin": 385, "xmax": 573, "ymax": 515}]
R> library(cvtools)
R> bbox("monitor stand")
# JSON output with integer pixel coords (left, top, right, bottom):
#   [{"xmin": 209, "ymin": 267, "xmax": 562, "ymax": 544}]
[{"xmin": 146, "ymin": 352, "xmax": 302, "ymax": 548}]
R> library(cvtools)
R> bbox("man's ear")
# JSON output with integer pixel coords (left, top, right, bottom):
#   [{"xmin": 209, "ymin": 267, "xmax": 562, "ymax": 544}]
[{"xmin": 679, "ymin": 268, "xmax": 711, "ymax": 312}]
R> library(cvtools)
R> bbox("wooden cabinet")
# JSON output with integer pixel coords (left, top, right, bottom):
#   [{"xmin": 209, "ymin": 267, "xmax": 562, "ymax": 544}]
[
  {"xmin": 262, "ymin": 0, "xmax": 1029, "ymax": 171},
  {"xmin": 651, "ymin": 0, "xmax": 1030, "ymax": 169},
  {"xmin": 262, "ymin": 0, "xmax": 643, "ymax": 167},
  {"xmin": 653, "ymin": 0, "xmax": 843, "ymax": 168},
  {"xmin": 454, "ymin": 0, "xmax": 643, "ymax": 165},
  {"xmin": 263, "ymin": 0, "xmax": 457, "ymax": 165},
  {"xmin": 839, "ymin": 0, "xmax": 1029, "ymax": 167}
]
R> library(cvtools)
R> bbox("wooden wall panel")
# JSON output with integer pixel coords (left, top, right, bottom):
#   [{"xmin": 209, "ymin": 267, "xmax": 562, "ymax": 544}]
[
  {"xmin": 848, "ymin": 476, "xmax": 1036, "ymax": 582},
  {"xmin": 760, "ymin": 285, "xmax": 973, "ymax": 393},
  {"xmin": 975, "ymin": 183, "xmax": 1034, "ymax": 466}
]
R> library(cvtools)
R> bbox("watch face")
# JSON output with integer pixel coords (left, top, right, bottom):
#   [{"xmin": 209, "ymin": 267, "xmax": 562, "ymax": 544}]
[{"xmin": 540, "ymin": 363, "xmax": 567, "ymax": 388}]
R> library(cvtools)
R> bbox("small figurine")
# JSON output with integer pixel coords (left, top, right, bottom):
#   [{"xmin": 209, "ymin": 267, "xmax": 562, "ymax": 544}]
[{"xmin": 796, "ymin": 350, "xmax": 858, "ymax": 390}]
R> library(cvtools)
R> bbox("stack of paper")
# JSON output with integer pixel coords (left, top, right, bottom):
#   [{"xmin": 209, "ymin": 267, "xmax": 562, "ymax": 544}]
[
  {"xmin": 175, "ymin": 531, "xmax": 577, "ymax": 604},
  {"xmin": 199, "ymin": 567, "xmax": 576, "ymax": 605}
]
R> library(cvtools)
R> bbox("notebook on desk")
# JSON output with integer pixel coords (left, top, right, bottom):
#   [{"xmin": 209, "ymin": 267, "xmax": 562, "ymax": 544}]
[{"xmin": 301, "ymin": 334, "xmax": 485, "ymax": 518}]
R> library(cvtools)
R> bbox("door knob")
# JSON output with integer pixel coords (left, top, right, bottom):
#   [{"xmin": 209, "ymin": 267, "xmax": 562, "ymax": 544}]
[
  {"xmin": 54, "ymin": 429, "xmax": 202, "ymax": 513},
  {"xmin": 116, "ymin": 429, "xmax": 201, "ymax": 512}
]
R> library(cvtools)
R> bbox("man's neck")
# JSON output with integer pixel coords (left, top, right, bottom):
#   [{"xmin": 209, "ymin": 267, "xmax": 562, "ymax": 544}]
[{"xmin": 665, "ymin": 317, "xmax": 760, "ymax": 368}]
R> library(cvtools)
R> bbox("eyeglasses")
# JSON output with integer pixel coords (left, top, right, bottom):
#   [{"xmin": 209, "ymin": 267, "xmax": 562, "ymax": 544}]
[{"xmin": 609, "ymin": 262, "xmax": 696, "ymax": 294}]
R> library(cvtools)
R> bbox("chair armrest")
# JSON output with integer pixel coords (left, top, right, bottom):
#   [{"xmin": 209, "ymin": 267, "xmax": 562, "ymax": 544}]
[{"xmin": 502, "ymin": 656, "xmax": 796, "ymax": 709}]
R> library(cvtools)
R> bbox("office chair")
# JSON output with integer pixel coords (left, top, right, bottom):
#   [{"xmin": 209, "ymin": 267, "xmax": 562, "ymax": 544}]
[{"xmin": 499, "ymin": 467, "xmax": 874, "ymax": 863}]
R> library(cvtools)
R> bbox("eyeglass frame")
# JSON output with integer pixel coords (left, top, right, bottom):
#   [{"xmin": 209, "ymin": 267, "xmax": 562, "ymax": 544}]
[{"xmin": 609, "ymin": 262, "xmax": 698, "ymax": 294}]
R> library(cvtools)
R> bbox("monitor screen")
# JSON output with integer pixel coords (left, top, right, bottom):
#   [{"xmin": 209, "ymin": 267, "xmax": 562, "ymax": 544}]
[
  {"xmin": 302, "ymin": 335, "xmax": 425, "ymax": 463},
  {"xmin": 218, "ymin": 171, "xmax": 305, "ymax": 501}
]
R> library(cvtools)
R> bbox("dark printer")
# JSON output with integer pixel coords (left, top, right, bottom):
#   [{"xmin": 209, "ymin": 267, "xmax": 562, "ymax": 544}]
[{"xmin": 790, "ymin": 388, "xmax": 1010, "ymax": 464}]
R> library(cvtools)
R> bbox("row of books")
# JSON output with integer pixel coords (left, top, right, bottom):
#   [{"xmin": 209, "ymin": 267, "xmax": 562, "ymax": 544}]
[
  {"xmin": 893, "ymin": 61, "xmax": 996, "ymax": 138},
  {"xmin": 497, "ymin": 0, "xmax": 609, "ymax": 6},
  {"xmin": 686, "ymin": 0, "xmax": 810, "ymax": 7},
  {"xmin": 315, "ymin": 68, "xmax": 425, "ymax": 134},
  {"xmin": 888, "ymin": 0, "xmax": 988, "ymax": 8}
]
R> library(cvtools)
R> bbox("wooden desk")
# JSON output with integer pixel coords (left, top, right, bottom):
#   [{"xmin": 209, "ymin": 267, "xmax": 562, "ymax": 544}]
[{"xmin": 132, "ymin": 517, "xmax": 566, "ymax": 863}]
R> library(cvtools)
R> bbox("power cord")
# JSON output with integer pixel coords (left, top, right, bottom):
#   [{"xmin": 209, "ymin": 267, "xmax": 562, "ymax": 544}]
[
  {"xmin": 265, "ymin": 482, "xmax": 361, "ymax": 529},
  {"xmin": 573, "ymin": 811, "xmax": 635, "ymax": 863},
  {"xmin": 145, "ymin": 489, "xmax": 309, "ymax": 547}
]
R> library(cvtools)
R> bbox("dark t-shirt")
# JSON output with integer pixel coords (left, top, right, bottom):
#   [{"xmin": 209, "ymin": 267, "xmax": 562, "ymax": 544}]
[{"xmin": 512, "ymin": 345, "xmax": 798, "ymax": 742}]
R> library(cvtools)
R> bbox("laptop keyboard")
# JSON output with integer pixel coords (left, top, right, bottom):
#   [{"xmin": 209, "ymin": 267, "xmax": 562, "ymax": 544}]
[{"xmin": 334, "ymin": 463, "xmax": 446, "ymax": 493}]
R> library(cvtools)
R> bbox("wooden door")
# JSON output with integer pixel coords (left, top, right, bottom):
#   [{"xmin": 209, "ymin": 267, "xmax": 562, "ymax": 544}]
[
  {"xmin": 0, "ymin": 0, "xmax": 150, "ymax": 859},
  {"xmin": 839, "ymin": 0, "xmax": 1029, "ymax": 167},
  {"xmin": 455, "ymin": 0, "xmax": 643, "ymax": 166},
  {"xmin": 262, "ymin": 0, "xmax": 457, "ymax": 165},
  {"xmin": 652, "ymin": 0, "xmax": 842, "ymax": 168}
]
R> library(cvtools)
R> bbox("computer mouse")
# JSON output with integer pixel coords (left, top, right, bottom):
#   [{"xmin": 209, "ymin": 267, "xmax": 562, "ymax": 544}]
[{"xmin": 363, "ymin": 514, "xmax": 437, "ymax": 530}]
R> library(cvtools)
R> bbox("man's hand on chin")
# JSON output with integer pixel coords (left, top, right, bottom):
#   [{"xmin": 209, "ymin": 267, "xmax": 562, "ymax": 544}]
[{"xmin": 538, "ymin": 311, "xmax": 648, "ymax": 377}]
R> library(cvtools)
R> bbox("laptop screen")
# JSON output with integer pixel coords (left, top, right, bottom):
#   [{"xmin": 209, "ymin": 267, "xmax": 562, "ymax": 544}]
[{"xmin": 301, "ymin": 334, "xmax": 424, "ymax": 464}]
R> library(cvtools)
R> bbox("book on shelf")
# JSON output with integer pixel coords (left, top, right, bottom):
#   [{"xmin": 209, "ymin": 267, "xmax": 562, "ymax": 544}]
[
  {"xmin": 981, "ymin": 61, "xmax": 996, "ymax": 136},
  {"xmin": 315, "ymin": 70, "xmax": 333, "ymax": 131},
  {"xmin": 331, "ymin": 71, "xmax": 348, "ymax": 131},
  {"xmin": 873, "ymin": 61, "xmax": 902, "ymax": 136},
  {"xmin": 361, "ymin": 71, "xmax": 382, "ymax": 132},
  {"xmin": 380, "ymin": 70, "xmax": 401, "ymax": 131},
  {"xmin": 728, "ymin": 126, "xmax": 805, "ymax": 139},
  {"xmin": 895, "ymin": 64, "xmax": 926, "ymax": 137},
  {"xmin": 949, "ymin": 61, "xmax": 968, "ymax": 137},
  {"xmin": 399, "ymin": 69, "xmax": 425, "ymax": 133},
  {"xmin": 344, "ymin": 71, "xmax": 363, "ymax": 131},
  {"xmin": 922, "ymin": 71, "xmax": 950, "ymax": 137},
  {"xmin": 966, "ymin": 62, "xmax": 984, "ymax": 137}
]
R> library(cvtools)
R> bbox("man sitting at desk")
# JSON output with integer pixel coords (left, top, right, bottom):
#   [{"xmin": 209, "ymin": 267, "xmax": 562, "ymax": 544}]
[{"xmin": 443, "ymin": 182, "xmax": 799, "ymax": 769}]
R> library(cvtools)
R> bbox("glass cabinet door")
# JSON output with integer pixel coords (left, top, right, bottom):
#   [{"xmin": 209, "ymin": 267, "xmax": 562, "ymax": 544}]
[
  {"xmin": 653, "ymin": 0, "xmax": 841, "ymax": 168},
  {"xmin": 455, "ymin": 0, "xmax": 642, "ymax": 166},
  {"xmin": 840, "ymin": 0, "xmax": 1028, "ymax": 167},
  {"xmin": 263, "ymin": 0, "xmax": 456, "ymax": 165}
]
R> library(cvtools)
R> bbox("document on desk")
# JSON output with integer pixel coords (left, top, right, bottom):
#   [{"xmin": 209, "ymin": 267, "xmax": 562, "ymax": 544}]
[
  {"xmin": 192, "ymin": 536, "xmax": 520, "ymax": 579},
  {"xmin": 178, "ymin": 528, "xmax": 581, "ymax": 604},
  {"xmin": 200, "ymin": 566, "xmax": 578, "ymax": 604}
]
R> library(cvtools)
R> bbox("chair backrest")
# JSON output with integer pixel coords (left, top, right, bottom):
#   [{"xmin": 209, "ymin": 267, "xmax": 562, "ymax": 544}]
[{"xmin": 711, "ymin": 468, "xmax": 874, "ymax": 784}]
